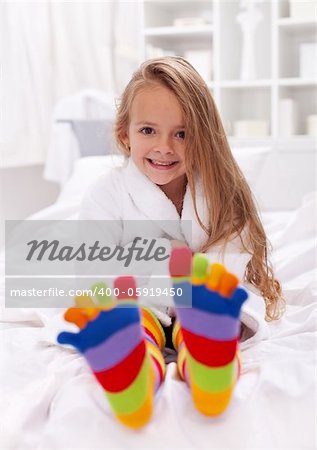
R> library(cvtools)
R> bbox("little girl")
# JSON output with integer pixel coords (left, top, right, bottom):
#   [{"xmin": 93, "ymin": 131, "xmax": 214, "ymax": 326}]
[{"xmin": 58, "ymin": 56, "xmax": 284, "ymax": 429}]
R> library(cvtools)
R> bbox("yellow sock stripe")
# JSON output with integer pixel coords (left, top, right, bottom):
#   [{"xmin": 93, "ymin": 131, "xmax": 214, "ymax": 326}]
[
  {"xmin": 191, "ymin": 379, "xmax": 235, "ymax": 416},
  {"xmin": 172, "ymin": 320, "xmax": 183, "ymax": 351},
  {"xmin": 73, "ymin": 295, "xmax": 101, "ymax": 320},
  {"xmin": 141, "ymin": 307, "xmax": 166, "ymax": 350},
  {"xmin": 191, "ymin": 277, "xmax": 206, "ymax": 286},
  {"xmin": 116, "ymin": 364, "xmax": 156, "ymax": 429},
  {"xmin": 75, "ymin": 294, "xmax": 96, "ymax": 309},
  {"xmin": 146, "ymin": 340, "xmax": 166, "ymax": 379},
  {"xmin": 177, "ymin": 343, "xmax": 187, "ymax": 381},
  {"xmin": 142, "ymin": 316, "xmax": 163, "ymax": 349},
  {"xmin": 116, "ymin": 391, "xmax": 153, "ymax": 429}
]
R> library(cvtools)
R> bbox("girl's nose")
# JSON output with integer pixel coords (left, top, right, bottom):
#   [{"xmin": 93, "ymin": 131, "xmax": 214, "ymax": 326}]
[{"xmin": 153, "ymin": 136, "xmax": 174, "ymax": 154}]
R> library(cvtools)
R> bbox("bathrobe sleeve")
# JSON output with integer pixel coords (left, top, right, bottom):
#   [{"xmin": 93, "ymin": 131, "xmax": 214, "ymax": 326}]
[
  {"xmin": 205, "ymin": 235, "xmax": 251, "ymax": 282},
  {"xmin": 79, "ymin": 171, "xmax": 123, "ymax": 240}
]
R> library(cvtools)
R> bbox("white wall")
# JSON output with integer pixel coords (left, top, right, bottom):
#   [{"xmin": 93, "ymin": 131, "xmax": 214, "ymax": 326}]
[{"xmin": 0, "ymin": 165, "xmax": 60, "ymax": 248}]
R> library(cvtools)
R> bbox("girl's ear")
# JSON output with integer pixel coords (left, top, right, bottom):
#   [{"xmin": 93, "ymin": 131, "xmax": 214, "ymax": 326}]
[{"xmin": 121, "ymin": 130, "xmax": 129, "ymax": 147}]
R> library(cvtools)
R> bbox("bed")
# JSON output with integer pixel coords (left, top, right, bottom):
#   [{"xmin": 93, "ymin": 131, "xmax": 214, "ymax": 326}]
[{"xmin": 1, "ymin": 155, "xmax": 316, "ymax": 449}]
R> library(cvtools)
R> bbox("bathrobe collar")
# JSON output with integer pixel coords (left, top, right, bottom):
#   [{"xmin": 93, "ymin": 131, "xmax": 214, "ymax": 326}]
[{"xmin": 122, "ymin": 158, "xmax": 209, "ymax": 251}]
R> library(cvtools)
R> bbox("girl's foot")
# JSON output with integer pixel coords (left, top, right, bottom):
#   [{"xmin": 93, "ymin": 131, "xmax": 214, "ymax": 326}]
[
  {"xmin": 57, "ymin": 277, "xmax": 158, "ymax": 429},
  {"xmin": 169, "ymin": 248, "xmax": 248, "ymax": 416}
]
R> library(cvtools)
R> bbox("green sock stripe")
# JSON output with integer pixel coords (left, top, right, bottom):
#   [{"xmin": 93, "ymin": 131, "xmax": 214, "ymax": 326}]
[
  {"xmin": 186, "ymin": 352, "xmax": 236, "ymax": 393},
  {"xmin": 90, "ymin": 282, "xmax": 113, "ymax": 306},
  {"xmin": 105, "ymin": 355, "xmax": 151, "ymax": 415},
  {"xmin": 171, "ymin": 276, "xmax": 191, "ymax": 284},
  {"xmin": 192, "ymin": 253, "xmax": 209, "ymax": 279}
]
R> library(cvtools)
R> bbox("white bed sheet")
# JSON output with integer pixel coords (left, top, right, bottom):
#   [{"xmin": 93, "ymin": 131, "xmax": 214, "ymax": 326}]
[{"xmin": 0, "ymin": 158, "xmax": 316, "ymax": 450}]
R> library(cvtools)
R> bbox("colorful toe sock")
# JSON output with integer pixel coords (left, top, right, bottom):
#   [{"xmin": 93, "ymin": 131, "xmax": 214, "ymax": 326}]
[
  {"xmin": 170, "ymin": 248, "xmax": 248, "ymax": 416},
  {"xmin": 140, "ymin": 307, "xmax": 166, "ymax": 393},
  {"xmin": 57, "ymin": 277, "xmax": 165, "ymax": 429}
]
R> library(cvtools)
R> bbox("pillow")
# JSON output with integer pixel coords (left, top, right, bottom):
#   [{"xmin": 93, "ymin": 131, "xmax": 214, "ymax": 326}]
[
  {"xmin": 57, "ymin": 155, "xmax": 124, "ymax": 204},
  {"xmin": 231, "ymin": 147, "xmax": 271, "ymax": 187}
]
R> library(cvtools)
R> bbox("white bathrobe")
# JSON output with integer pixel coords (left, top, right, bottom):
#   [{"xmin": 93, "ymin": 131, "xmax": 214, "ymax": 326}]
[{"xmin": 79, "ymin": 157, "xmax": 269, "ymax": 348}]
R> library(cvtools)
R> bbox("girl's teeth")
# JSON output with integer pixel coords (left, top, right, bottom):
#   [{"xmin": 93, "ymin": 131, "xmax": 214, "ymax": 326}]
[{"xmin": 151, "ymin": 160, "xmax": 175, "ymax": 166}]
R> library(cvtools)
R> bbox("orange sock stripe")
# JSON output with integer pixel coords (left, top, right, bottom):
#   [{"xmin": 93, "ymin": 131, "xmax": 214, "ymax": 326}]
[
  {"xmin": 141, "ymin": 308, "xmax": 166, "ymax": 350},
  {"xmin": 172, "ymin": 320, "xmax": 183, "ymax": 351},
  {"xmin": 146, "ymin": 340, "xmax": 166, "ymax": 381},
  {"xmin": 191, "ymin": 380, "xmax": 235, "ymax": 416},
  {"xmin": 142, "ymin": 317, "xmax": 161, "ymax": 348}
]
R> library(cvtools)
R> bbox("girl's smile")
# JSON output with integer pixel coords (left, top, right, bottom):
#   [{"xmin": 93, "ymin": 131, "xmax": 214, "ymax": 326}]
[{"xmin": 146, "ymin": 158, "xmax": 180, "ymax": 170}]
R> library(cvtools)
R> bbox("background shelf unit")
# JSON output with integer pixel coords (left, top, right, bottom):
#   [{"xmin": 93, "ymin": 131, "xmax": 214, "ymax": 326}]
[{"xmin": 139, "ymin": 0, "xmax": 317, "ymax": 149}]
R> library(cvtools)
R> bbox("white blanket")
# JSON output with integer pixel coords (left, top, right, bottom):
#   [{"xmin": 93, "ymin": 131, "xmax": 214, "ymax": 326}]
[{"xmin": 0, "ymin": 159, "xmax": 316, "ymax": 449}]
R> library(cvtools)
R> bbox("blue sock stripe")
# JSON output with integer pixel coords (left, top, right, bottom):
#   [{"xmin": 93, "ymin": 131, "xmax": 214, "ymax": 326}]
[
  {"xmin": 84, "ymin": 323, "xmax": 143, "ymax": 371},
  {"xmin": 73, "ymin": 306, "xmax": 141, "ymax": 352},
  {"xmin": 172, "ymin": 283, "xmax": 246, "ymax": 318}
]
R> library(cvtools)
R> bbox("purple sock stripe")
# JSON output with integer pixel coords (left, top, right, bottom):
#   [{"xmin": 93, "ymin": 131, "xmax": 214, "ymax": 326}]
[
  {"xmin": 84, "ymin": 323, "xmax": 143, "ymax": 371},
  {"xmin": 176, "ymin": 307, "xmax": 240, "ymax": 341},
  {"xmin": 143, "ymin": 333, "xmax": 157, "ymax": 347}
]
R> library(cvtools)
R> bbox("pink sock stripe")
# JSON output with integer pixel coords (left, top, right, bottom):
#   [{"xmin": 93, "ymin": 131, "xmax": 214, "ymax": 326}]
[
  {"xmin": 183, "ymin": 361, "xmax": 190, "ymax": 387},
  {"xmin": 152, "ymin": 361, "xmax": 162, "ymax": 393},
  {"xmin": 84, "ymin": 323, "xmax": 142, "ymax": 371},
  {"xmin": 176, "ymin": 307, "xmax": 240, "ymax": 340}
]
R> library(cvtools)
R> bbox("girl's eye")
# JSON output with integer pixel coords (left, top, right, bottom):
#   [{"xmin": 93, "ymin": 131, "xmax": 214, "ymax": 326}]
[
  {"xmin": 176, "ymin": 130, "xmax": 185, "ymax": 139},
  {"xmin": 140, "ymin": 127, "xmax": 154, "ymax": 135}
]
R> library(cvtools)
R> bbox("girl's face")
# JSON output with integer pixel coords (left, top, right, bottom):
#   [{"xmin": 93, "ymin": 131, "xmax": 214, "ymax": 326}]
[{"xmin": 123, "ymin": 83, "xmax": 186, "ymax": 193}]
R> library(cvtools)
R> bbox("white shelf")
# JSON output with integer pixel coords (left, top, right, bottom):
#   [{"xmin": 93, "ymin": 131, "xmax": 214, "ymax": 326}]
[
  {"xmin": 140, "ymin": 0, "xmax": 317, "ymax": 145},
  {"xmin": 278, "ymin": 18, "xmax": 317, "ymax": 31},
  {"xmin": 219, "ymin": 80, "xmax": 272, "ymax": 88},
  {"xmin": 279, "ymin": 78, "xmax": 317, "ymax": 87},
  {"xmin": 143, "ymin": 25, "xmax": 213, "ymax": 37}
]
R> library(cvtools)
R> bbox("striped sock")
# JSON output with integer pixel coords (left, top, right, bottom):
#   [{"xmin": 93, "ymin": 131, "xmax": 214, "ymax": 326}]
[
  {"xmin": 57, "ymin": 277, "xmax": 165, "ymax": 429},
  {"xmin": 170, "ymin": 248, "xmax": 248, "ymax": 416},
  {"xmin": 140, "ymin": 307, "xmax": 166, "ymax": 394}
]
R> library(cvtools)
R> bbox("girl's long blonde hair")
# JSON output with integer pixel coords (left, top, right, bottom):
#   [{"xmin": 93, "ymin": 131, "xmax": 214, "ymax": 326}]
[{"xmin": 114, "ymin": 56, "xmax": 285, "ymax": 321}]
